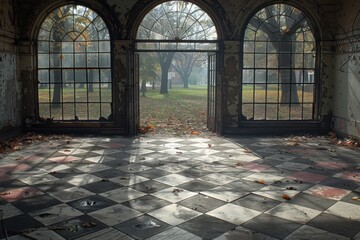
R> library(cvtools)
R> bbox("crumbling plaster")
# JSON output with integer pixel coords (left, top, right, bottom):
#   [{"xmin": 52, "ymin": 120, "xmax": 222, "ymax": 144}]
[
  {"xmin": 331, "ymin": 0, "xmax": 360, "ymax": 139},
  {"xmin": 0, "ymin": 0, "xmax": 21, "ymax": 133}
]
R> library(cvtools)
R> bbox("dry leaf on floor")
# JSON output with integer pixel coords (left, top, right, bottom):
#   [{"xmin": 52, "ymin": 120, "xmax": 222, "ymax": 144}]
[
  {"xmin": 282, "ymin": 194, "xmax": 291, "ymax": 200},
  {"xmin": 352, "ymin": 197, "xmax": 360, "ymax": 201},
  {"xmin": 257, "ymin": 179, "xmax": 265, "ymax": 184}
]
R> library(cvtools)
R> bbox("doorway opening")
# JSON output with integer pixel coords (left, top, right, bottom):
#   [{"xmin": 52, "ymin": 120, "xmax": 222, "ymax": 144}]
[{"xmin": 135, "ymin": 1, "xmax": 218, "ymax": 135}]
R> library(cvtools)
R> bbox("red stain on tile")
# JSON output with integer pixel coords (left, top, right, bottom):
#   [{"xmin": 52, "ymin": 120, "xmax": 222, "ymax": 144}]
[
  {"xmin": 107, "ymin": 143, "xmax": 126, "ymax": 149},
  {"xmin": 316, "ymin": 161, "xmax": 348, "ymax": 170},
  {"xmin": 0, "ymin": 187, "xmax": 43, "ymax": 202},
  {"xmin": 48, "ymin": 156, "xmax": 67, "ymax": 162},
  {"xmin": 335, "ymin": 172, "xmax": 360, "ymax": 183},
  {"xmin": 243, "ymin": 163, "xmax": 272, "ymax": 172},
  {"xmin": 305, "ymin": 185, "xmax": 350, "ymax": 200},
  {"xmin": 0, "ymin": 163, "xmax": 31, "ymax": 173},
  {"xmin": 288, "ymin": 172, "xmax": 327, "ymax": 184}
]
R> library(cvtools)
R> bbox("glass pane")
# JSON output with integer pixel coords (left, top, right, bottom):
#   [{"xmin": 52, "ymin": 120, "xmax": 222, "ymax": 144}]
[
  {"xmin": 255, "ymin": 84, "xmax": 266, "ymax": 103},
  {"xmin": 303, "ymin": 104, "xmax": 313, "ymax": 119},
  {"xmin": 50, "ymin": 103, "xmax": 62, "ymax": 120},
  {"xmin": 255, "ymin": 70, "xmax": 266, "ymax": 83},
  {"xmin": 75, "ymin": 70, "xmax": 87, "ymax": 83},
  {"xmin": 101, "ymin": 84, "xmax": 112, "ymax": 102},
  {"xmin": 99, "ymin": 53, "xmax": 111, "ymax": 67},
  {"xmin": 294, "ymin": 54, "xmax": 303, "ymax": 68},
  {"xmin": 243, "ymin": 70, "xmax": 254, "ymax": 84},
  {"xmin": 243, "ymin": 41, "xmax": 254, "ymax": 53},
  {"xmin": 255, "ymin": 54, "xmax": 266, "ymax": 68},
  {"xmin": 62, "ymin": 84, "xmax": 74, "ymax": 103},
  {"xmin": 101, "ymin": 103, "xmax": 112, "ymax": 119},
  {"xmin": 254, "ymin": 104, "xmax": 265, "ymax": 120},
  {"xmin": 75, "ymin": 54, "xmax": 86, "ymax": 67},
  {"xmin": 242, "ymin": 84, "xmax": 254, "ymax": 103},
  {"xmin": 50, "ymin": 54, "xmax": 61, "ymax": 67},
  {"xmin": 267, "ymin": 84, "xmax": 279, "ymax": 103},
  {"xmin": 304, "ymin": 54, "xmax": 315, "ymax": 68},
  {"xmin": 62, "ymin": 54, "xmax": 74, "ymax": 67},
  {"xmin": 38, "ymin": 84, "xmax": 49, "ymax": 103},
  {"xmin": 88, "ymin": 84, "xmax": 100, "ymax": 102},
  {"xmin": 50, "ymin": 70, "xmax": 62, "ymax": 83},
  {"xmin": 243, "ymin": 54, "xmax": 254, "ymax": 68},
  {"xmin": 290, "ymin": 104, "xmax": 302, "ymax": 120},
  {"xmin": 76, "ymin": 103, "xmax": 88, "ymax": 120},
  {"xmin": 267, "ymin": 54, "xmax": 278, "ymax": 68},
  {"xmin": 62, "ymin": 42, "xmax": 74, "ymax": 53},
  {"xmin": 63, "ymin": 70, "xmax": 74, "ymax": 84},
  {"xmin": 38, "ymin": 54, "xmax": 49, "ymax": 68},
  {"xmin": 89, "ymin": 69, "xmax": 100, "ymax": 83},
  {"xmin": 266, "ymin": 104, "xmax": 278, "ymax": 120},
  {"xmin": 76, "ymin": 84, "xmax": 88, "ymax": 103},
  {"xmin": 38, "ymin": 42, "xmax": 49, "ymax": 53},
  {"xmin": 38, "ymin": 70, "xmax": 49, "ymax": 84},
  {"xmin": 279, "ymin": 104, "xmax": 290, "ymax": 120},
  {"xmin": 303, "ymin": 84, "xmax": 314, "ymax": 102},
  {"xmin": 99, "ymin": 41, "xmax": 110, "ymax": 52},
  {"xmin": 100, "ymin": 69, "xmax": 111, "ymax": 82},
  {"xmin": 255, "ymin": 42, "xmax": 267, "ymax": 53},
  {"xmin": 242, "ymin": 104, "xmax": 253, "ymax": 120},
  {"xmin": 295, "ymin": 42, "xmax": 303, "ymax": 53},
  {"xmin": 87, "ymin": 53, "xmax": 98, "ymax": 67},
  {"xmin": 89, "ymin": 103, "xmax": 100, "ymax": 120},
  {"xmin": 268, "ymin": 70, "xmax": 279, "ymax": 83},
  {"xmin": 87, "ymin": 42, "xmax": 98, "ymax": 52},
  {"xmin": 39, "ymin": 104, "xmax": 50, "ymax": 118},
  {"xmin": 63, "ymin": 103, "xmax": 75, "ymax": 120}
]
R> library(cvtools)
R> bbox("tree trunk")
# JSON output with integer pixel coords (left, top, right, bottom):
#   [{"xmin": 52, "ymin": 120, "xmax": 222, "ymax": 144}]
[
  {"xmin": 183, "ymin": 76, "xmax": 189, "ymax": 88},
  {"xmin": 279, "ymin": 41, "xmax": 299, "ymax": 103},
  {"xmin": 158, "ymin": 52, "xmax": 175, "ymax": 94},
  {"xmin": 141, "ymin": 79, "xmax": 146, "ymax": 97}
]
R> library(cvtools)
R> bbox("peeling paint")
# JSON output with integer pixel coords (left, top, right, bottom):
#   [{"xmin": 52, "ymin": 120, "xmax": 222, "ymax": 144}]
[{"xmin": 0, "ymin": 52, "xmax": 21, "ymax": 130}]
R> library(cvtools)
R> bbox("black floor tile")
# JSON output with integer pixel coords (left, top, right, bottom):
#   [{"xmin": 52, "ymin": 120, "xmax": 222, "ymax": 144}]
[
  {"xmin": 177, "ymin": 180, "xmax": 218, "ymax": 192},
  {"xmin": 0, "ymin": 214, "xmax": 43, "ymax": 238},
  {"xmin": 177, "ymin": 193, "xmax": 226, "ymax": 213},
  {"xmin": 178, "ymin": 214, "xmax": 236, "ymax": 239},
  {"xmin": 307, "ymin": 213, "xmax": 360, "ymax": 238},
  {"xmin": 12, "ymin": 194, "xmax": 62, "ymax": 212},
  {"xmin": 232, "ymin": 194, "xmax": 281, "ymax": 212},
  {"xmin": 50, "ymin": 215, "xmax": 107, "ymax": 239},
  {"xmin": 122, "ymin": 195, "xmax": 171, "ymax": 213},
  {"xmin": 289, "ymin": 193, "xmax": 336, "ymax": 211},
  {"xmin": 114, "ymin": 215, "xmax": 171, "ymax": 239},
  {"xmin": 131, "ymin": 180, "xmax": 170, "ymax": 194},
  {"xmin": 242, "ymin": 213, "xmax": 302, "ymax": 239},
  {"xmin": 80, "ymin": 180, "xmax": 122, "ymax": 193},
  {"xmin": 137, "ymin": 169, "xmax": 170, "ymax": 179},
  {"xmin": 67, "ymin": 195, "xmax": 117, "ymax": 213}
]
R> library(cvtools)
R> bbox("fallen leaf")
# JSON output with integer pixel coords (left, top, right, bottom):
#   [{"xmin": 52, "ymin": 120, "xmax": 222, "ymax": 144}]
[
  {"xmin": 81, "ymin": 221, "xmax": 97, "ymax": 228},
  {"xmin": 235, "ymin": 162, "xmax": 243, "ymax": 167},
  {"xmin": 257, "ymin": 179, "xmax": 265, "ymax": 184},
  {"xmin": 191, "ymin": 131, "xmax": 200, "ymax": 135},
  {"xmin": 282, "ymin": 194, "xmax": 291, "ymax": 200},
  {"xmin": 286, "ymin": 186, "xmax": 297, "ymax": 190},
  {"xmin": 352, "ymin": 197, "xmax": 360, "ymax": 201},
  {"xmin": 208, "ymin": 144, "xmax": 212, "ymax": 148}
]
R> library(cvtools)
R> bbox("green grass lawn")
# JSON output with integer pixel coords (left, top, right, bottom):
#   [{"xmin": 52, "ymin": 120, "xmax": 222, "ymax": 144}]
[{"xmin": 140, "ymin": 85, "xmax": 208, "ymax": 135}]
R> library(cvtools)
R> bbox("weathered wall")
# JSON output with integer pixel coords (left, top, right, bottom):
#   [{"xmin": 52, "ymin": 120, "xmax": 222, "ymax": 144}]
[
  {"xmin": 0, "ymin": 0, "xmax": 21, "ymax": 134},
  {"xmin": 331, "ymin": 0, "xmax": 360, "ymax": 139}
]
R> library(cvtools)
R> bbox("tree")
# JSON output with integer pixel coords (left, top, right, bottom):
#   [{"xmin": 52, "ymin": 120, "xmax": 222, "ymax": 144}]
[
  {"xmin": 248, "ymin": 4, "xmax": 310, "ymax": 103},
  {"xmin": 140, "ymin": 52, "xmax": 160, "ymax": 96},
  {"xmin": 136, "ymin": 1, "xmax": 217, "ymax": 94},
  {"xmin": 172, "ymin": 52, "xmax": 206, "ymax": 88}
]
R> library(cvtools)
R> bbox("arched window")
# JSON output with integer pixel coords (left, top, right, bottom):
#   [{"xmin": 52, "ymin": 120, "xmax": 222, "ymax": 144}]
[
  {"xmin": 242, "ymin": 4, "xmax": 316, "ymax": 121},
  {"xmin": 136, "ymin": 1, "xmax": 217, "ymax": 49},
  {"xmin": 37, "ymin": 5, "xmax": 112, "ymax": 121}
]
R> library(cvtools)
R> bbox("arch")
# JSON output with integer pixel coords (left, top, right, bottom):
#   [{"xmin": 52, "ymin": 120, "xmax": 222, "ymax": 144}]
[
  {"xmin": 240, "ymin": 3, "xmax": 319, "ymax": 121},
  {"xmin": 36, "ymin": 4, "xmax": 113, "ymax": 121},
  {"xmin": 128, "ymin": 0, "xmax": 228, "ymax": 40}
]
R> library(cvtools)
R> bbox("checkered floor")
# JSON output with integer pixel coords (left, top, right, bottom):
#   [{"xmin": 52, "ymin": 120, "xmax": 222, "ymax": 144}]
[{"xmin": 0, "ymin": 135, "xmax": 359, "ymax": 240}]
